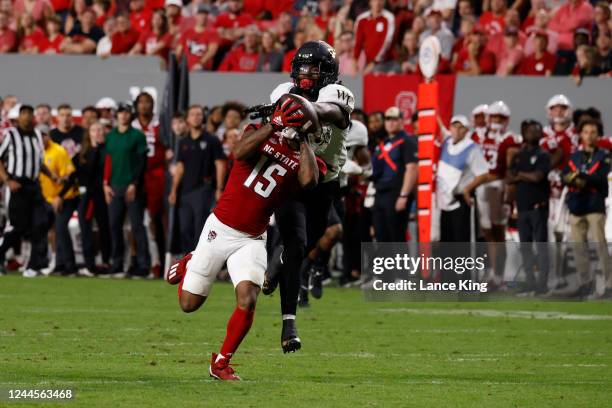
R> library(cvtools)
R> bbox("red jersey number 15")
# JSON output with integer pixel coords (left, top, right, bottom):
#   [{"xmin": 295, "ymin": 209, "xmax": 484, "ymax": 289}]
[{"xmin": 243, "ymin": 156, "xmax": 287, "ymax": 198}]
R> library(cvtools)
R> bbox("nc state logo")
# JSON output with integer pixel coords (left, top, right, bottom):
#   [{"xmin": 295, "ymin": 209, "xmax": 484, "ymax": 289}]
[
  {"xmin": 395, "ymin": 91, "xmax": 417, "ymax": 128},
  {"xmin": 207, "ymin": 230, "xmax": 217, "ymax": 242}
]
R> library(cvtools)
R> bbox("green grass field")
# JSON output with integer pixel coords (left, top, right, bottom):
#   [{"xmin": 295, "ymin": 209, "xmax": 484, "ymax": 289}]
[{"xmin": 1, "ymin": 274, "xmax": 612, "ymax": 407}]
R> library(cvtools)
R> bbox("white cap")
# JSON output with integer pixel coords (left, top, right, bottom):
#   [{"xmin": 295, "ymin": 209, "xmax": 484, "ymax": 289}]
[
  {"xmin": 471, "ymin": 104, "xmax": 488, "ymax": 117},
  {"xmin": 450, "ymin": 114, "xmax": 470, "ymax": 128},
  {"xmin": 95, "ymin": 97, "xmax": 118, "ymax": 110},
  {"xmin": 487, "ymin": 100, "xmax": 511, "ymax": 117},
  {"xmin": 346, "ymin": 119, "xmax": 368, "ymax": 148},
  {"xmin": 7, "ymin": 104, "xmax": 21, "ymax": 120},
  {"xmin": 165, "ymin": 0, "xmax": 182, "ymax": 8},
  {"xmin": 546, "ymin": 94, "xmax": 572, "ymax": 110}
]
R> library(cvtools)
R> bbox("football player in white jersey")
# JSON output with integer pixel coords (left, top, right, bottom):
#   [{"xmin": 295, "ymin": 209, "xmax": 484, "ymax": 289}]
[
  {"xmin": 261, "ymin": 40, "xmax": 355, "ymax": 353},
  {"xmin": 470, "ymin": 104, "xmax": 489, "ymax": 143},
  {"xmin": 298, "ymin": 119, "xmax": 371, "ymax": 305},
  {"xmin": 467, "ymin": 101, "xmax": 521, "ymax": 288}
]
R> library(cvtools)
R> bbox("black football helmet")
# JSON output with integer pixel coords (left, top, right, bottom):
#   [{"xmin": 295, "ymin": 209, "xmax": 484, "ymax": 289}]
[{"xmin": 290, "ymin": 40, "xmax": 339, "ymax": 97}]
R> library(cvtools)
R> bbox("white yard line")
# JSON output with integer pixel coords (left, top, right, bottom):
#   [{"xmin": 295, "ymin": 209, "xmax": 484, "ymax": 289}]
[{"xmin": 377, "ymin": 308, "xmax": 612, "ymax": 321}]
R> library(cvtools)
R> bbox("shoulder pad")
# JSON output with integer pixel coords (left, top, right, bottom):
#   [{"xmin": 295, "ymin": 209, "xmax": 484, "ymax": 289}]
[
  {"xmin": 317, "ymin": 84, "xmax": 355, "ymax": 114},
  {"xmin": 270, "ymin": 82, "xmax": 294, "ymax": 104}
]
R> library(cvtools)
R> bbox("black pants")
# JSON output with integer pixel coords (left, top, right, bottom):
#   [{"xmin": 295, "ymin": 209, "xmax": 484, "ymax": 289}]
[
  {"xmin": 274, "ymin": 180, "xmax": 338, "ymax": 316},
  {"xmin": 440, "ymin": 198, "xmax": 471, "ymax": 242},
  {"xmin": 517, "ymin": 207, "xmax": 549, "ymax": 291},
  {"xmin": 0, "ymin": 182, "xmax": 48, "ymax": 270},
  {"xmin": 55, "ymin": 197, "xmax": 79, "ymax": 273},
  {"xmin": 178, "ymin": 184, "xmax": 214, "ymax": 253},
  {"xmin": 108, "ymin": 185, "xmax": 150, "ymax": 274},
  {"xmin": 78, "ymin": 190, "xmax": 110, "ymax": 270},
  {"xmin": 372, "ymin": 190, "xmax": 409, "ymax": 242}
]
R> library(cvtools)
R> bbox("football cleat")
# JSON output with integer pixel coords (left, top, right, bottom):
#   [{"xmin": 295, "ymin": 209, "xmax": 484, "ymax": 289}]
[
  {"xmin": 209, "ymin": 353, "xmax": 241, "ymax": 381},
  {"xmin": 166, "ymin": 253, "xmax": 192, "ymax": 285},
  {"xmin": 262, "ymin": 246, "xmax": 283, "ymax": 295},
  {"xmin": 281, "ymin": 319, "xmax": 302, "ymax": 353},
  {"xmin": 308, "ymin": 263, "xmax": 325, "ymax": 299}
]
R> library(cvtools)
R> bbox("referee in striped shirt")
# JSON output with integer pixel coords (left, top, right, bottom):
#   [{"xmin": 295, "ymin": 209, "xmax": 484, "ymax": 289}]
[{"xmin": 0, "ymin": 105, "xmax": 57, "ymax": 277}]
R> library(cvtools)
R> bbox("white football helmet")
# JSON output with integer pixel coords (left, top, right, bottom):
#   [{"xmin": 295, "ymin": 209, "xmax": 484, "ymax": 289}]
[
  {"xmin": 546, "ymin": 94, "xmax": 572, "ymax": 125},
  {"xmin": 487, "ymin": 101, "xmax": 511, "ymax": 132}
]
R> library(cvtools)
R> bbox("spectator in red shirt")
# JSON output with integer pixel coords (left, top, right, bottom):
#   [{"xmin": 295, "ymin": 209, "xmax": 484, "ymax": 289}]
[
  {"xmin": 13, "ymin": 0, "xmax": 53, "ymax": 27},
  {"xmin": 281, "ymin": 29, "xmax": 304, "ymax": 72},
  {"xmin": 519, "ymin": 30, "xmax": 556, "ymax": 76},
  {"xmin": 111, "ymin": 13, "xmax": 140, "ymax": 54},
  {"xmin": 262, "ymin": 0, "xmax": 293, "ymax": 20},
  {"xmin": 314, "ymin": 0, "xmax": 335, "ymax": 44},
  {"xmin": 219, "ymin": 26, "xmax": 260, "ymax": 72},
  {"xmin": 549, "ymin": 0, "xmax": 594, "ymax": 51},
  {"xmin": 496, "ymin": 27, "xmax": 523, "ymax": 76},
  {"xmin": 256, "ymin": 30, "xmax": 283, "ymax": 72},
  {"xmin": 17, "ymin": 12, "xmax": 46, "ymax": 53},
  {"xmin": 479, "ymin": 0, "xmax": 506, "ymax": 36},
  {"xmin": 176, "ymin": 5, "xmax": 220, "ymax": 71},
  {"xmin": 353, "ymin": 0, "xmax": 395, "ymax": 73},
  {"xmin": 485, "ymin": 8, "xmax": 526, "ymax": 63},
  {"xmin": 453, "ymin": 27, "xmax": 496, "ymax": 75},
  {"xmin": 337, "ymin": 30, "xmax": 365, "ymax": 76},
  {"xmin": 521, "ymin": 0, "xmax": 548, "ymax": 33},
  {"xmin": 42, "ymin": 14, "xmax": 64, "ymax": 54},
  {"xmin": 129, "ymin": 0, "xmax": 152, "ymax": 33},
  {"xmin": 523, "ymin": 9, "xmax": 559, "ymax": 56},
  {"xmin": 130, "ymin": 9, "xmax": 171, "ymax": 65},
  {"xmin": 451, "ymin": 15, "xmax": 476, "ymax": 67},
  {"xmin": 165, "ymin": 0, "xmax": 187, "ymax": 39},
  {"xmin": 214, "ymin": 0, "xmax": 256, "ymax": 47},
  {"xmin": 0, "ymin": 10, "xmax": 17, "ymax": 53}
]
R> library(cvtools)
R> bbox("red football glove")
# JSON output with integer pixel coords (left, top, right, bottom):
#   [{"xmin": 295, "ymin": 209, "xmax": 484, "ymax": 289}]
[{"xmin": 271, "ymin": 97, "xmax": 305, "ymax": 130}]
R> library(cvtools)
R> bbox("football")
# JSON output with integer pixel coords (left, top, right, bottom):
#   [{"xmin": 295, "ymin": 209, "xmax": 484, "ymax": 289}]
[{"xmin": 276, "ymin": 93, "xmax": 322, "ymax": 136}]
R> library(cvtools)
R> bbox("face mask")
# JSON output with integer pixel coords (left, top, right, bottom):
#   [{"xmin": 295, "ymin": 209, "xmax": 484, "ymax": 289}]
[
  {"xmin": 490, "ymin": 123, "xmax": 503, "ymax": 132},
  {"xmin": 552, "ymin": 116, "xmax": 568, "ymax": 125}
]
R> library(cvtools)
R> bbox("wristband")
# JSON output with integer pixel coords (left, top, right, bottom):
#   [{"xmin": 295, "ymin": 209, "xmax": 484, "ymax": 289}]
[{"xmin": 399, "ymin": 193, "xmax": 409, "ymax": 198}]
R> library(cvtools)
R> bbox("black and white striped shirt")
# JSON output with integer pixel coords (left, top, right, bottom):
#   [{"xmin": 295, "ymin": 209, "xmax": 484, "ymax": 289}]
[{"xmin": 0, "ymin": 127, "xmax": 44, "ymax": 181}]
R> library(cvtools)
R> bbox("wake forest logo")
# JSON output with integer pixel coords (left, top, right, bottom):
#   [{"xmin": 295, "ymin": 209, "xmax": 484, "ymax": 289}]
[
  {"xmin": 337, "ymin": 89, "xmax": 354, "ymax": 107},
  {"xmin": 207, "ymin": 230, "xmax": 217, "ymax": 242}
]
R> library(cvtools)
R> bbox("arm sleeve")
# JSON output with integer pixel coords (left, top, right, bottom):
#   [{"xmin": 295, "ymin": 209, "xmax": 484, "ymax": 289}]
[{"xmin": 402, "ymin": 136, "xmax": 418, "ymax": 165}]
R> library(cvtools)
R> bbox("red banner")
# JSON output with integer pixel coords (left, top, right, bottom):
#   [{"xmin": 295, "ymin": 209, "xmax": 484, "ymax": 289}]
[{"xmin": 362, "ymin": 74, "xmax": 456, "ymax": 133}]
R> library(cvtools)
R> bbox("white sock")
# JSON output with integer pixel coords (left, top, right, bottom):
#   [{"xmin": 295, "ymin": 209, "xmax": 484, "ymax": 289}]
[{"xmin": 282, "ymin": 314, "xmax": 296, "ymax": 321}]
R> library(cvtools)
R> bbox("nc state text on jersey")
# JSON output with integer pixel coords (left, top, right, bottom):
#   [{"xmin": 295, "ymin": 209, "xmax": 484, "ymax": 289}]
[{"xmin": 263, "ymin": 144, "xmax": 299, "ymax": 170}]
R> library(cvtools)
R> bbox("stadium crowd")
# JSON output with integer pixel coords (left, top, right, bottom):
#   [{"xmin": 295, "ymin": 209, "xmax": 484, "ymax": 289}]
[
  {"xmin": 0, "ymin": 0, "xmax": 611, "ymax": 78},
  {"xmin": 0, "ymin": 86, "xmax": 610, "ymax": 299}
]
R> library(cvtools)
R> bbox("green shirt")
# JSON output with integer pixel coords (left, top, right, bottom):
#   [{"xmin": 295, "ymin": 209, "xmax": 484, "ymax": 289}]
[{"xmin": 105, "ymin": 126, "xmax": 147, "ymax": 188}]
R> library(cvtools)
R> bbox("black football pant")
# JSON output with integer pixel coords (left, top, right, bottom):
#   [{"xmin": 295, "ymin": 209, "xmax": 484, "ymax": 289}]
[
  {"xmin": 0, "ymin": 182, "xmax": 49, "ymax": 270},
  {"xmin": 274, "ymin": 180, "xmax": 338, "ymax": 317}
]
